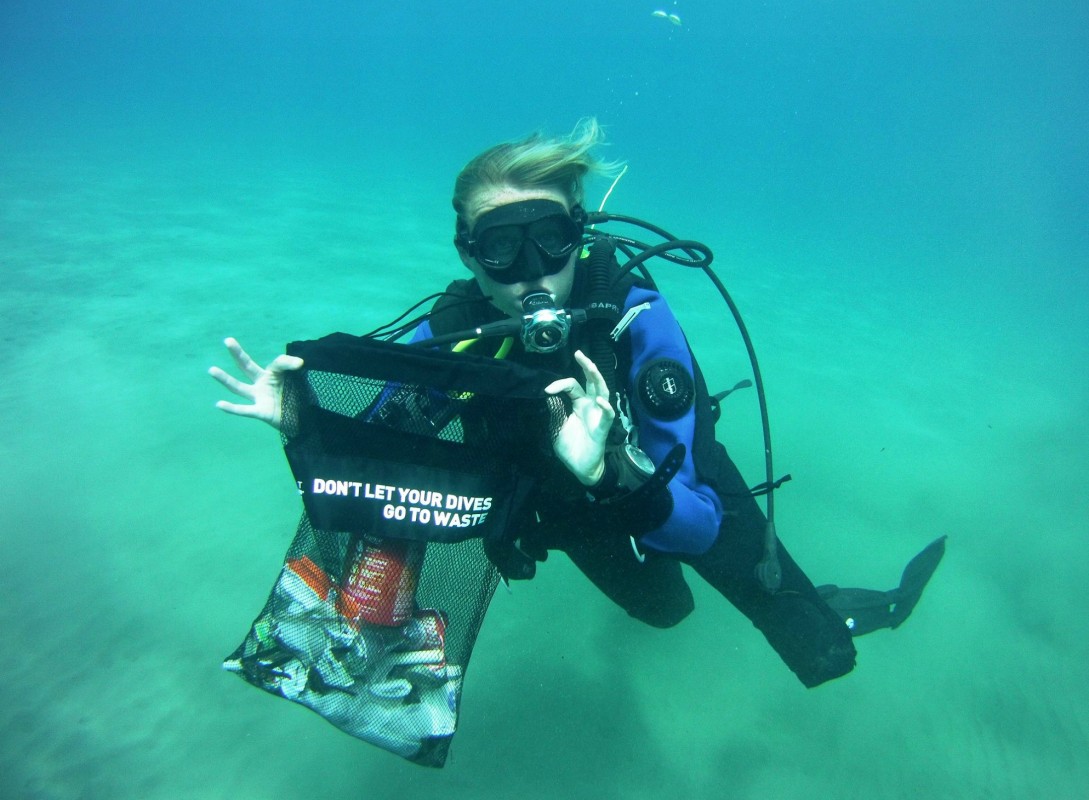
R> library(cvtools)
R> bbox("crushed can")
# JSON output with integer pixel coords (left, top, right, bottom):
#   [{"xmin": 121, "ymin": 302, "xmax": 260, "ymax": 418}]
[{"xmin": 337, "ymin": 535, "xmax": 425, "ymax": 627}]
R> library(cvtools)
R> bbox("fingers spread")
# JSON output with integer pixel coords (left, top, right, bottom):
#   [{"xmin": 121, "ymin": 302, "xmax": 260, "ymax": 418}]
[
  {"xmin": 215, "ymin": 400, "xmax": 259, "ymax": 418},
  {"xmin": 574, "ymin": 350, "xmax": 608, "ymax": 399},
  {"xmin": 208, "ymin": 366, "xmax": 253, "ymax": 399},
  {"xmin": 225, "ymin": 337, "xmax": 262, "ymax": 378}
]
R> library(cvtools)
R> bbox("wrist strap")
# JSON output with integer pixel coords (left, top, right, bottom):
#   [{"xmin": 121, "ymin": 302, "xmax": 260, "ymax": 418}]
[{"xmin": 589, "ymin": 443, "xmax": 686, "ymax": 506}]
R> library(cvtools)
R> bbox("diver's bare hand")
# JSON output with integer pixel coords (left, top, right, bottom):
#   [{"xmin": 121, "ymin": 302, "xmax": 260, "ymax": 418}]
[
  {"xmin": 208, "ymin": 337, "xmax": 303, "ymax": 430},
  {"xmin": 544, "ymin": 350, "xmax": 615, "ymax": 486}
]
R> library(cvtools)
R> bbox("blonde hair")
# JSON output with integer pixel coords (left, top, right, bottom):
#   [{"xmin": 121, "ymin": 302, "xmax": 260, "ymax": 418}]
[{"xmin": 452, "ymin": 118, "xmax": 621, "ymax": 223}]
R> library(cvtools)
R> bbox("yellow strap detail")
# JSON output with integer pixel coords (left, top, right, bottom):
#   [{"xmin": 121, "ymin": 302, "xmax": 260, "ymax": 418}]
[{"xmin": 451, "ymin": 336, "xmax": 514, "ymax": 359}]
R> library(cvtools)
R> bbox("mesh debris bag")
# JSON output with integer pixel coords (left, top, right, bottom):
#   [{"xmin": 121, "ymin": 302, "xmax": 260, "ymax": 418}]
[{"xmin": 225, "ymin": 334, "xmax": 561, "ymax": 767}]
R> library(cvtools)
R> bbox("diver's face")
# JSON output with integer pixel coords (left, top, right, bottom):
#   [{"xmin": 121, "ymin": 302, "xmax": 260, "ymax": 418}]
[{"xmin": 458, "ymin": 186, "xmax": 578, "ymax": 319}]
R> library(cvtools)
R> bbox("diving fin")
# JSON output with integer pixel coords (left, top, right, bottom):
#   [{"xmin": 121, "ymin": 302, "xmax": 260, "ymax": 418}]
[
  {"xmin": 816, "ymin": 536, "xmax": 947, "ymax": 636},
  {"xmin": 889, "ymin": 535, "xmax": 947, "ymax": 629}
]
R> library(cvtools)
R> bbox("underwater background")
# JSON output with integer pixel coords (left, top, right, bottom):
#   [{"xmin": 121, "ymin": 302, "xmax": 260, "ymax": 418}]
[{"xmin": 2, "ymin": 1, "xmax": 1087, "ymax": 798}]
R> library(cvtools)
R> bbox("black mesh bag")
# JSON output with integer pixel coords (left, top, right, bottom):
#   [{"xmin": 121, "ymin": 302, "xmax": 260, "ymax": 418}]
[{"xmin": 224, "ymin": 333, "xmax": 562, "ymax": 767}]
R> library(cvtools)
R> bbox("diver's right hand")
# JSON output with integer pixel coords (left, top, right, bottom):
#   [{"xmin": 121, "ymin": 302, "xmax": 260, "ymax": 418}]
[{"xmin": 208, "ymin": 337, "xmax": 303, "ymax": 430}]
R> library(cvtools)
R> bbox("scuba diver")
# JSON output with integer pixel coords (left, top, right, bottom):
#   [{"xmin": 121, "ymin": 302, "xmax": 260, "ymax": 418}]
[{"xmin": 210, "ymin": 118, "xmax": 945, "ymax": 692}]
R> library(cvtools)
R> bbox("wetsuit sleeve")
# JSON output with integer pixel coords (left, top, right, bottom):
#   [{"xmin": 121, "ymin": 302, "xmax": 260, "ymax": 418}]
[{"xmin": 623, "ymin": 286, "xmax": 723, "ymax": 555}]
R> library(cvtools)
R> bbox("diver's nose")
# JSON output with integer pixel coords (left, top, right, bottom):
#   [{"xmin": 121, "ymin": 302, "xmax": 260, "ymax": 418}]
[{"xmin": 516, "ymin": 240, "xmax": 546, "ymax": 282}]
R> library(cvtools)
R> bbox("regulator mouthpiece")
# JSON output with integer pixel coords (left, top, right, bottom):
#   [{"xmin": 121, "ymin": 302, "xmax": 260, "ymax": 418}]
[{"xmin": 520, "ymin": 292, "xmax": 572, "ymax": 353}]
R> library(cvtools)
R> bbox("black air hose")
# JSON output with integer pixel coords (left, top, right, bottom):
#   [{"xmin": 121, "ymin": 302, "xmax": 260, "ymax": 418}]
[{"xmin": 582, "ymin": 239, "xmax": 623, "ymax": 402}]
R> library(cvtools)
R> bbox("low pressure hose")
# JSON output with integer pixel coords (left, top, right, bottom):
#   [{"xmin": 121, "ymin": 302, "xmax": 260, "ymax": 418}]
[{"xmin": 582, "ymin": 238, "xmax": 623, "ymax": 402}]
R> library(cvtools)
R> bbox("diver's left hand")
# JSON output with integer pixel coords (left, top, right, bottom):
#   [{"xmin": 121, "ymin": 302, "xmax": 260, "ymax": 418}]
[{"xmin": 544, "ymin": 350, "xmax": 615, "ymax": 486}]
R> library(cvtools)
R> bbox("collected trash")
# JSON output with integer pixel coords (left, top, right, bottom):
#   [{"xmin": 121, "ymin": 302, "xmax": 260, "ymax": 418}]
[{"xmin": 224, "ymin": 553, "xmax": 461, "ymax": 761}]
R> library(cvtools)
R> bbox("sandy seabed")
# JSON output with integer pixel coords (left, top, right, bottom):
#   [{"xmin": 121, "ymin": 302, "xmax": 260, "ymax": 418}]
[{"xmin": 1, "ymin": 152, "xmax": 1087, "ymax": 800}]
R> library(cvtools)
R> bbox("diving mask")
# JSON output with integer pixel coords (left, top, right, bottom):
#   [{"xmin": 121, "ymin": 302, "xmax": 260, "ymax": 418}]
[{"xmin": 457, "ymin": 199, "xmax": 585, "ymax": 285}]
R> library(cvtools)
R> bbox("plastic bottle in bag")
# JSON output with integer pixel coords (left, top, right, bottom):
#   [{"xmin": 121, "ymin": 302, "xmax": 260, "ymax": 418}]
[{"xmin": 337, "ymin": 535, "xmax": 425, "ymax": 628}]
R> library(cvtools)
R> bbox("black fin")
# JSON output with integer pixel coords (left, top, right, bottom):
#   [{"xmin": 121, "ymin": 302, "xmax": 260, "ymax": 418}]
[{"xmin": 890, "ymin": 535, "xmax": 947, "ymax": 629}]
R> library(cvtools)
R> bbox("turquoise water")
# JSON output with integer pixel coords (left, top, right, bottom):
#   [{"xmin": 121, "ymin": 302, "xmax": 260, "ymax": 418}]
[{"xmin": 2, "ymin": 2, "xmax": 1087, "ymax": 798}]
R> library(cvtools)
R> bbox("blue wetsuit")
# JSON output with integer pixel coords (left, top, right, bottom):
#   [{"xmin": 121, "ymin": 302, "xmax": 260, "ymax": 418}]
[{"xmin": 618, "ymin": 284, "xmax": 722, "ymax": 555}]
